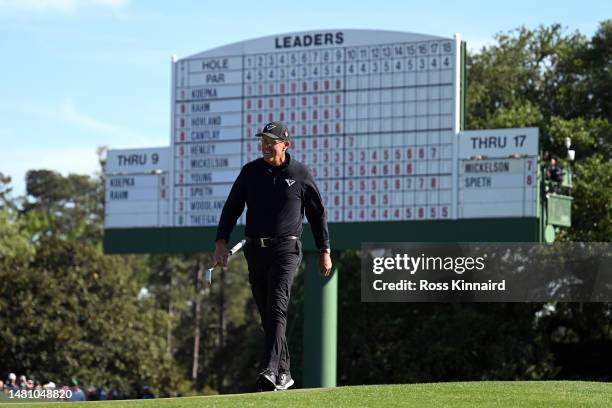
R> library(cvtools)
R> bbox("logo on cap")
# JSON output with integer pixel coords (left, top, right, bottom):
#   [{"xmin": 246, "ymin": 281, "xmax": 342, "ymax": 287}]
[{"xmin": 265, "ymin": 123, "xmax": 276, "ymax": 131}]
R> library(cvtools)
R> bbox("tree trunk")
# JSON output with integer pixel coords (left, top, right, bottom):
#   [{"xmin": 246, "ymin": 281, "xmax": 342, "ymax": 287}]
[
  {"xmin": 217, "ymin": 266, "xmax": 225, "ymax": 392},
  {"xmin": 167, "ymin": 270, "xmax": 174, "ymax": 355},
  {"xmin": 192, "ymin": 261, "xmax": 203, "ymax": 387}
]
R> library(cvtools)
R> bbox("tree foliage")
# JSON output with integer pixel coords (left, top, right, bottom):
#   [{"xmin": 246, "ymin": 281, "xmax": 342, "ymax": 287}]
[{"xmin": 0, "ymin": 173, "xmax": 183, "ymax": 397}]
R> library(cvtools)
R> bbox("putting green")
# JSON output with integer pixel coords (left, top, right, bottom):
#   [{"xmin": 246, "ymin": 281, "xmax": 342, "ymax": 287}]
[{"xmin": 2, "ymin": 381, "xmax": 611, "ymax": 407}]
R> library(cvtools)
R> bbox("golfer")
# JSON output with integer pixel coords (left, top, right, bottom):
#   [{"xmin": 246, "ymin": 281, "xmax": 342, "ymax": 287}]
[{"xmin": 215, "ymin": 121, "xmax": 332, "ymax": 391}]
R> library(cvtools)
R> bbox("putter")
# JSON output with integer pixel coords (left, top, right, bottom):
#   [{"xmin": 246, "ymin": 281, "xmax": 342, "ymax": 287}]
[{"xmin": 205, "ymin": 239, "xmax": 246, "ymax": 285}]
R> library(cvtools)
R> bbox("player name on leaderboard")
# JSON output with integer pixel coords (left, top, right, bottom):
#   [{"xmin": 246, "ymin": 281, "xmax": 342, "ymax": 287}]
[{"xmin": 172, "ymin": 30, "xmax": 460, "ymax": 227}]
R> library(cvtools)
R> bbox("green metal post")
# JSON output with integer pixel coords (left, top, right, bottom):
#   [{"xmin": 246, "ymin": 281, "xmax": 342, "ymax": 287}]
[
  {"xmin": 460, "ymin": 40, "xmax": 467, "ymax": 131},
  {"xmin": 303, "ymin": 251, "xmax": 337, "ymax": 388}
]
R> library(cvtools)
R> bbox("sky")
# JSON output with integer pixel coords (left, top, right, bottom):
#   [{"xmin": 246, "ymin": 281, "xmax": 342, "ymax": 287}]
[{"xmin": 0, "ymin": 0, "xmax": 610, "ymax": 198}]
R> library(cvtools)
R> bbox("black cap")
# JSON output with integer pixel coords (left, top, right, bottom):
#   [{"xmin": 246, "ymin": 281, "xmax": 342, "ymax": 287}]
[{"xmin": 256, "ymin": 121, "xmax": 290, "ymax": 141}]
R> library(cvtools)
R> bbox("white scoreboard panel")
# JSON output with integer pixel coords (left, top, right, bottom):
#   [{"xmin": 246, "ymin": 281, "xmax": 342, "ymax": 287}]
[
  {"xmin": 171, "ymin": 30, "xmax": 461, "ymax": 227},
  {"xmin": 457, "ymin": 128, "xmax": 539, "ymax": 218},
  {"xmin": 458, "ymin": 157, "xmax": 537, "ymax": 218},
  {"xmin": 105, "ymin": 147, "xmax": 171, "ymax": 228}
]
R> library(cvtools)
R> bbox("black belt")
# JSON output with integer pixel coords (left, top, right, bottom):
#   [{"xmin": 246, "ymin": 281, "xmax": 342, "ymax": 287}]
[{"xmin": 246, "ymin": 236, "xmax": 299, "ymax": 248}]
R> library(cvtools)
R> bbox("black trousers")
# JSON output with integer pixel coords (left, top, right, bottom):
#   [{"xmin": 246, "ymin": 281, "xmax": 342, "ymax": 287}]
[{"xmin": 244, "ymin": 239, "xmax": 302, "ymax": 375}]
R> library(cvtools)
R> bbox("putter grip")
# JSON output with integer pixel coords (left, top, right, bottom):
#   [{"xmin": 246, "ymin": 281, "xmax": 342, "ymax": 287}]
[
  {"xmin": 204, "ymin": 268, "xmax": 212, "ymax": 285},
  {"xmin": 228, "ymin": 239, "xmax": 246, "ymax": 256}
]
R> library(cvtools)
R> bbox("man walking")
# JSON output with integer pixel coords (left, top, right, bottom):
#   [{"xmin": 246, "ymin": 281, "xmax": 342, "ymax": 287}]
[{"xmin": 215, "ymin": 121, "xmax": 332, "ymax": 391}]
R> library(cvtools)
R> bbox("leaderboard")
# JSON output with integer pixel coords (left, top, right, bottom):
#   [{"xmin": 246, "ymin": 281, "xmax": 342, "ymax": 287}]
[{"xmin": 172, "ymin": 30, "xmax": 460, "ymax": 227}]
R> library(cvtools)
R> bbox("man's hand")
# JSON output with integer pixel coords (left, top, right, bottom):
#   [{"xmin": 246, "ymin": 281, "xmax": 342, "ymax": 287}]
[
  {"xmin": 214, "ymin": 240, "xmax": 228, "ymax": 267},
  {"xmin": 319, "ymin": 252, "xmax": 332, "ymax": 277}
]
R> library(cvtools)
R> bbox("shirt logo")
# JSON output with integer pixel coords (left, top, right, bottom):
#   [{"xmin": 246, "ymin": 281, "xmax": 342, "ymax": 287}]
[{"xmin": 285, "ymin": 179, "xmax": 296, "ymax": 187}]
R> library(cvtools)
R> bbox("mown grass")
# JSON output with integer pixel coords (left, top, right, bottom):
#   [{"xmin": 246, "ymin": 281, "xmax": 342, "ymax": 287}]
[{"xmin": 2, "ymin": 381, "xmax": 611, "ymax": 407}]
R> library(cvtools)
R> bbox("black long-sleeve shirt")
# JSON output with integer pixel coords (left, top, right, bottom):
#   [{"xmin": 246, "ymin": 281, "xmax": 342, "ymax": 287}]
[{"xmin": 216, "ymin": 153, "xmax": 330, "ymax": 250}]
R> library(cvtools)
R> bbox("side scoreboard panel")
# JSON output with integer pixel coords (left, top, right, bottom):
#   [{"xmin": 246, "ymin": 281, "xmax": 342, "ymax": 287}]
[
  {"xmin": 457, "ymin": 127, "xmax": 538, "ymax": 218},
  {"xmin": 105, "ymin": 147, "xmax": 171, "ymax": 228}
]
